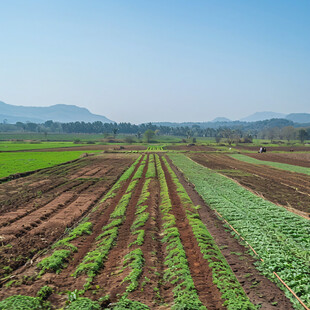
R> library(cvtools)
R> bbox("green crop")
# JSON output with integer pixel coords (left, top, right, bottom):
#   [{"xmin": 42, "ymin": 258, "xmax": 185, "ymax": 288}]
[
  {"xmin": 122, "ymin": 248, "xmax": 145, "ymax": 292},
  {"xmin": 169, "ymin": 153, "xmax": 310, "ymax": 309},
  {"xmin": 0, "ymin": 295, "xmax": 44, "ymax": 310},
  {"xmin": 145, "ymin": 154, "xmax": 156, "ymax": 178},
  {"xmin": 112, "ymin": 296, "xmax": 150, "ymax": 309},
  {"xmin": 101, "ymin": 155, "xmax": 141, "ymax": 202},
  {"xmin": 37, "ymin": 222, "xmax": 93, "ymax": 276},
  {"xmin": 155, "ymin": 155, "xmax": 206, "ymax": 310},
  {"xmin": 66, "ymin": 297, "xmax": 100, "ymax": 310},
  {"xmin": 0, "ymin": 151, "xmax": 92, "ymax": 179},
  {"xmin": 162, "ymin": 156, "xmax": 256, "ymax": 310},
  {"xmin": 37, "ymin": 249, "xmax": 71, "ymax": 275},
  {"xmin": 74, "ymin": 169, "xmax": 140, "ymax": 290}
]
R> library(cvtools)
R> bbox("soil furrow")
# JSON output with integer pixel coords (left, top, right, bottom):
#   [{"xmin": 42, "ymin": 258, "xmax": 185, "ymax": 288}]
[
  {"xmin": 90, "ymin": 157, "xmax": 149, "ymax": 302},
  {"xmin": 160, "ymin": 156, "xmax": 226, "ymax": 310},
  {"xmin": 166, "ymin": 155, "xmax": 295, "ymax": 310}
]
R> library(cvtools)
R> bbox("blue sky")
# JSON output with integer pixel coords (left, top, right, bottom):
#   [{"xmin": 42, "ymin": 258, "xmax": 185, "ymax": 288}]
[{"xmin": 0, "ymin": 0, "xmax": 309, "ymax": 123}]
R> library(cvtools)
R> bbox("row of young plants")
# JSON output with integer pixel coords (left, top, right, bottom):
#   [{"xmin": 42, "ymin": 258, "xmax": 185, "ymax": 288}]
[
  {"xmin": 37, "ymin": 221, "xmax": 93, "ymax": 276},
  {"xmin": 0, "ymin": 156, "xmax": 146, "ymax": 310},
  {"xmin": 155, "ymin": 154, "xmax": 206, "ymax": 310},
  {"xmin": 230, "ymin": 153, "xmax": 310, "ymax": 176},
  {"xmin": 101, "ymin": 155, "xmax": 142, "ymax": 202},
  {"xmin": 161, "ymin": 156, "xmax": 257, "ymax": 310},
  {"xmin": 73, "ymin": 156, "xmax": 148, "ymax": 291},
  {"xmin": 35, "ymin": 155, "xmax": 144, "ymax": 277},
  {"xmin": 113, "ymin": 155, "xmax": 157, "ymax": 309},
  {"xmin": 147, "ymin": 145, "xmax": 165, "ymax": 151},
  {"xmin": 169, "ymin": 153, "xmax": 310, "ymax": 309}
]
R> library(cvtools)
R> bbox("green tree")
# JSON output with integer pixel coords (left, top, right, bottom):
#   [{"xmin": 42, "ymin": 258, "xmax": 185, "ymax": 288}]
[
  {"xmin": 144, "ymin": 129, "xmax": 155, "ymax": 143},
  {"xmin": 298, "ymin": 129, "xmax": 307, "ymax": 143}
]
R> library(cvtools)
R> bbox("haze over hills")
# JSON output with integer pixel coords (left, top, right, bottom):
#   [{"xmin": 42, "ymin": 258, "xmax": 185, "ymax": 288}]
[
  {"xmin": 240, "ymin": 111, "xmax": 310, "ymax": 123},
  {"xmin": 240, "ymin": 112, "xmax": 286, "ymax": 122},
  {"xmin": 0, "ymin": 101, "xmax": 113, "ymax": 124},
  {"xmin": 1, "ymin": 101, "xmax": 310, "ymax": 125}
]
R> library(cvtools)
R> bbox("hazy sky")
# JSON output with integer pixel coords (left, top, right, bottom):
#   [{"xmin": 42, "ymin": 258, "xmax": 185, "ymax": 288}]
[{"xmin": 0, "ymin": 1, "xmax": 309, "ymax": 123}]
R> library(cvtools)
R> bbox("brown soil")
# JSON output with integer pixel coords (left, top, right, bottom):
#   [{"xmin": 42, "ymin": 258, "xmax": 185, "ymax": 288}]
[
  {"xmin": 0, "ymin": 154, "xmax": 137, "ymax": 279},
  {"xmin": 189, "ymin": 153, "xmax": 310, "ymax": 215},
  {"xmin": 0, "ymin": 152, "xmax": 296, "ymax": 309},
  {"xmin": 166, "ymin": 156, "xmax": 295, "ymax": 310},
  {"xmin": 160, "ymin": 156, "xmax": 226, "ymax": 310},
  {"xmin": 247, "ymin": 152, "xmax": 310, "ymax": 168},
  {"xmin": 235, "ymin": 145, "xmax": 310, "ymax": 152},
  {"xmin": 166, "ymin": 144, "xmax": 216, "ymax": 151}
]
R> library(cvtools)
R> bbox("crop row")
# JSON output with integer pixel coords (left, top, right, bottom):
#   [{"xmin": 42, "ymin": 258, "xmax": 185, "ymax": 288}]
[
  {"xmin": 101, "ymin": 155, "xmax": 142, "ymax": 202},
  {"xmin": 147, "ymin": 145, "xmax": 164, "ymax": 151},
  {"xmin": 161, "ymin": 156, "xmax": 256, "ymax": 310},
  {"xmin": 33, "ymin": 155, "xmax": 143, "ymax": 278},
  {"xmin": 169, "ymin": 153, "xmax": 310, "ymax": 309},
  {"xmin": 155, "ymin": 154, "xmax": 206, "ymax": 309},
  {"xmin": 73, "ymin": 156, "xmax": 148, "ymax": 291}
]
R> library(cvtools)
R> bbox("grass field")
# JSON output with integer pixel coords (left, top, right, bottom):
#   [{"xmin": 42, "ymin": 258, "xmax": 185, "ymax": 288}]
[
  {"xmin": 0, "ymin": 151, "xmax": 99, "ymax": 178},
  {"xmin": 0, "ymin": 141, "xmax": 87, "ymax": 151},
  {"xmin": 230, "ymin": 153, "xmax": 310, "ymax": 175}
]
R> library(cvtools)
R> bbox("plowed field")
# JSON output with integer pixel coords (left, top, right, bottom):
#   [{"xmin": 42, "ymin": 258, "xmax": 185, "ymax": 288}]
[
  {"xmin": 246, "ymin": 152, "xmax": 310, "ymax": 168},
  {"xmin": 0, "ymin": 153, "xmax": 296, "ymax": 309},
  {"xmin": 0, "ymin": 154, "xmax": 136, "ymax": 280},
  {"xmin": 189, "ymin": 153, "xmax": 310, "ymax": 217}
]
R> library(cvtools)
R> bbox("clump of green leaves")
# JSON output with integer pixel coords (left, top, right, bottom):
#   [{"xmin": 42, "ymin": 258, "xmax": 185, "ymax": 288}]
[
  {"xmin": 122, "ymin": 248, "xmax": 145, "ymax": 292},
  {"xmin": 37, "ymin": 286, "xmax": 53, "ymax": 300},
  {"xmin": 0, "ymin": 295, "xmax": 44, "ymax": 310},
  {"xmin": 112, "ymin": 296, "xmax": 150, "ymax": 310},
  {"xmin": 66, "ymin": 297, "xmax": 100, "ymax": 310},
  {"xmin": 37, "ymin": 249, "xmax": 71, "ymax": 275}
]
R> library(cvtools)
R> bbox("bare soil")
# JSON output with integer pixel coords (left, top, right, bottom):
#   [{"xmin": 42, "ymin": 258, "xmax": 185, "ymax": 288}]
[
  {"xmin": 166, "ymin": 144, "xmax": 216, "ymax": 151},
  {"xmin": 235, "ymin": 145, "xmax": 310, "ymax": 152},
  {"xmin": 0, "ymin": 154, "xmax": 137, "ymax": 279},
  {"xmin": 247, "ymin": 152, "xmax": 310, "ymax": 168}
]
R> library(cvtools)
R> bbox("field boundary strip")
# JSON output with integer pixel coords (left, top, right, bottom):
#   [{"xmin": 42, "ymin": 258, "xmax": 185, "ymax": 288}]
[{"xmin": 230, "ymin": 153, "xmax": 310, "ymax": 176}]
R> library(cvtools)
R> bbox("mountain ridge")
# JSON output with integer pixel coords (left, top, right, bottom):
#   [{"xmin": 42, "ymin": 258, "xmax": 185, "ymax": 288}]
[{"xmin": 0, "ymin": 101, "xmax": 113, "ymax": 124}]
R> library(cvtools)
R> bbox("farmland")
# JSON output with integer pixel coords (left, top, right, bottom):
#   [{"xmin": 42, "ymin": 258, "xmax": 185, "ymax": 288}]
[
  {"xmin": 0, "ymin": 151, "xmax": 101, "ymax": 179},
  {"xmin": 0, "ymin": 143, "xmax": 309, "ymax": 309}
]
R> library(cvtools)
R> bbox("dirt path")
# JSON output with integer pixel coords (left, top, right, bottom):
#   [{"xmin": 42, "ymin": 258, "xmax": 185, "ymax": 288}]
[
  {"xmin": 189, "ymin": 153, "xmax": 310, "ymax": 215},
  {"xmin": 165, "ymin": 155, "xmax": 295, "ymax": 310}
]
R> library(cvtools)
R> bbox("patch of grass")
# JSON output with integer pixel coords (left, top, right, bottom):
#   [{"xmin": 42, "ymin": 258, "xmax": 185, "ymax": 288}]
[{"xmin": 0, "ymin": 151, "xmax": 93, "ymax": 179}]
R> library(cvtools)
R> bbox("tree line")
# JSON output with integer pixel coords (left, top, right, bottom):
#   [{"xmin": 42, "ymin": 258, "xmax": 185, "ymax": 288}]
[{"xmin": 0, "ymin": 120, "xmax": 309, "ymax": 142}]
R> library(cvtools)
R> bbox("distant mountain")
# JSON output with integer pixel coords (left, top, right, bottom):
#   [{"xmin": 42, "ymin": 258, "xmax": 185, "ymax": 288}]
[
  {"xmin": 240, "ymin": 111, "xmax": 286, "ymax": 122},
  {"xmin": 0, "ymin": 101, "xmax": 113, "ymax": 124},
  {"xmin": 286, "ymin": 113, "xmax": 310, "ymax": 124},
  {"xmin": 211, "ymin": 117, "xmax": 231, "ymax": 122}
]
